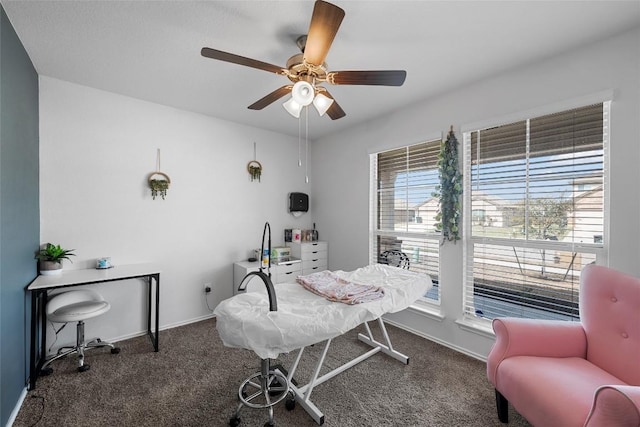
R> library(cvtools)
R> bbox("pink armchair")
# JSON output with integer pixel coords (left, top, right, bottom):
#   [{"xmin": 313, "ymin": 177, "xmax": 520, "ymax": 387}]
[{"xmin": 487, "ymin": 264, "xmax": 640, "ymax": 426}]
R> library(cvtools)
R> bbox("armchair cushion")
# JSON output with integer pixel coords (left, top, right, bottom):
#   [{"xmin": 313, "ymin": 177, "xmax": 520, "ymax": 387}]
[{"xmin": 497, "ymin": 357, "xmax": 624, "ymax": 426}]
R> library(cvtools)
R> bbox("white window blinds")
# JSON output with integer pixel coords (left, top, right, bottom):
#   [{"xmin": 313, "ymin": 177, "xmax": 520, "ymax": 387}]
[
  {"xmin": 371, "ymin": 140, "xmax": 441, "ymax": 302},
  {"xmin": 463, "ymin": 102, "xmax": 608, "ymax": 321}
]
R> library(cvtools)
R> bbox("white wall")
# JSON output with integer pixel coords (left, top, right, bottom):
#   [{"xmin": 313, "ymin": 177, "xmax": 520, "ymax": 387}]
[
  {"xmin": 39, "ymin": 77, "xmax": 313, "ymax": 348},
  {"xmin": 312, "ymin": 27, "xmax": 640, "ymax": 359}
]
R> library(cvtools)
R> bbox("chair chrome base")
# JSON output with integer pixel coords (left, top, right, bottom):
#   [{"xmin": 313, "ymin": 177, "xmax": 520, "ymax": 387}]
[
  {"xmin": 229, "ymin": 358, "xmax": 291, "ymax": 427},
  {"xmin": 40, "ymin": 320, "xmax": 120, "ymax": 374}
]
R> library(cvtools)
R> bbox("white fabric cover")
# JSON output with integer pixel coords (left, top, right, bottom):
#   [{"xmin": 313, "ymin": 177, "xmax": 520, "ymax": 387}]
[{"xmin": 214, "ymin": 264, "xmax": 432, "ymax": 359}]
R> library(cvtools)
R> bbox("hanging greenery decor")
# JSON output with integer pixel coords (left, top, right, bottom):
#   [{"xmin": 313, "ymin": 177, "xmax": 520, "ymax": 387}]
[
  {"xmin": 148, "ymin": 149, "xmax": 170, "ymax": 200},
  {"xmin": 247, "ymin": 160, "xmax": 262, "ymax": 182},
  {"xmin": 148, "ymin": 172, "xmax": 171, "ymax": 200},
  {"xmin": 433, "ymin": 126, "xmax": 463, "ymax": 242}
]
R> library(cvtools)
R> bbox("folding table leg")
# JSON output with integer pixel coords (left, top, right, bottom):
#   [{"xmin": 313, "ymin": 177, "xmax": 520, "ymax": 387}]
[
  {"xmin": 281, "ymin": 318, "xmax": 409, "ymax": 425},
  {"xmin": 358, "ymin": 318, "xmax": 409, "ymax": 364}
]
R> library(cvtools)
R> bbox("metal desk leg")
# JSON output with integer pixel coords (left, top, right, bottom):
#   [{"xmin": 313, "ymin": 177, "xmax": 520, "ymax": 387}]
[
  {"xmin": 28, "ymin": 290, "xmax": 38, "ymax": 390},
  {"xmin": 29, "ymin": 290, "xmax": 48, "ymax": 390},
  {"xmin": 154, "ymin": 273, "xmax": 160, "ymax": 351},
  {"xmin": 147, "ymin": 273, "xmax": 160, "ymax": 351}
]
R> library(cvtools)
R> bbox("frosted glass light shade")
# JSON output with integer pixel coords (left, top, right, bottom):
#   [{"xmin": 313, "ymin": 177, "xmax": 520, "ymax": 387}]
[
  {"xmin": 313, "ymin": 93, "xmax": 334, "ymax": 116},
  {"xmin": 283, "ymin": 98, "xmax": 303, "ymax": 118},
  {"xmin": 291, "ymin": 81, "xmax": 314, "ymax": 106}
]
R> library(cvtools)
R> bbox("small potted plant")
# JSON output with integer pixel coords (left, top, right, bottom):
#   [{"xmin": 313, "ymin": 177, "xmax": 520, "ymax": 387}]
[{"xmin": 35, "ymin": 243, "xmax": 75, "ymax": 276}]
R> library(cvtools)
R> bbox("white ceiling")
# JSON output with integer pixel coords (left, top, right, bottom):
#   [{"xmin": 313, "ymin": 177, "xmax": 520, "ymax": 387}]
[{"xmin": 3, "ymin": 1, "xmax": 639, "ymax": 140}]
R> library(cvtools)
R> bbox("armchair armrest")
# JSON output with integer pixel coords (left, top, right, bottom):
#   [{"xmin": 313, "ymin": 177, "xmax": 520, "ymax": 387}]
[
  {"xmin": 585, "ymin": 385, "xmax": 640, "ymax": 427},
  {"xmin": 487, "ymin": 317, "xmax": 587, "ymax": 385}
]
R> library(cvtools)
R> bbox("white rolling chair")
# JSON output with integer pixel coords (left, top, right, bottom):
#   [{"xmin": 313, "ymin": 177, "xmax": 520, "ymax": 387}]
[{"xmin": 41, "ymin": 289, "xmax": 120, "ymax": 374}]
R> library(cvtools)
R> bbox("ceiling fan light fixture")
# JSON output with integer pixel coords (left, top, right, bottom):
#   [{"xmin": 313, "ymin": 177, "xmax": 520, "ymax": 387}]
[
  {"xmin": 291, "ymin": 81, "xmax": 314, "ymax": 106},
  {"xmin": 283, "ymin": 97, "xmax": 303, "ymax": 118},
  {"xmin": 312, "ymin": 92, "xmax": 334, "ymax": 116}
]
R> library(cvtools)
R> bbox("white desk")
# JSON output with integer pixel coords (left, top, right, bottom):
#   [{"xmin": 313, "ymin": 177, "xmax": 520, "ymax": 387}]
[{"xmin": 27, "ymin": 263, "xmax": 161, "ymax": 389}]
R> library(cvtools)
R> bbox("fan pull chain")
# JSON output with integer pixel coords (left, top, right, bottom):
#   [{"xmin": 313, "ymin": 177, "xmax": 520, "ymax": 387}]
[
  {"xmin": 305, "ymin": 106, "xmax": 309, "ymax": 183},
  {"xmin": 298, "ymin": 113, "xmax": 302, "ymax": 167}
]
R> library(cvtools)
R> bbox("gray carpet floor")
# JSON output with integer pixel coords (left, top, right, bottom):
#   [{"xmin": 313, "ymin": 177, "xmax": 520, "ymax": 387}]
[{"xmin": 14, "ymin": 318, "xmax": 530, "ymax": 426}]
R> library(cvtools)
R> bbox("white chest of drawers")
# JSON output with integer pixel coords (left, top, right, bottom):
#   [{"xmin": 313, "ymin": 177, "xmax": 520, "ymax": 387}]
[
  {"xmin": 289, "ymin": 241, "xmax": 328, "ymax": 275},
  {"xmin": 233, "ymin": 259, "xmax": 302, "ymax": 295}
]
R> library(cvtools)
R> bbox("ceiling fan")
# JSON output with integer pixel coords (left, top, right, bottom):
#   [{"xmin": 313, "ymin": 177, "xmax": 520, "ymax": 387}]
[{"xmin": 201, "ymin": 0, "xmax": 406, "ymax": 120}]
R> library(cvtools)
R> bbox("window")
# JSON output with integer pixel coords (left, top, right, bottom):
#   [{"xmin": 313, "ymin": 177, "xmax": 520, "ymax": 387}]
[
  {"xmin": 370, "ymin": 140, "xmax": 441, "ymax": 303},
  {"xmin": 463, "ymin": 102, "xmax": 609, "ymax": 322},
  {"xmin": 472, "ymin": 209, "xmax": 487, "ymax": 225}
]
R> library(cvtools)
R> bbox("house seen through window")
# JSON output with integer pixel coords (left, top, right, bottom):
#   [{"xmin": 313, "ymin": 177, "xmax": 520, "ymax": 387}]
[
  {"xmin": 463, "ymin": 102, "xmax": 609, "ymax": 322},
  {"xmin": 370, "ymin": 140, "xmax": 441, "ymax": 303}
]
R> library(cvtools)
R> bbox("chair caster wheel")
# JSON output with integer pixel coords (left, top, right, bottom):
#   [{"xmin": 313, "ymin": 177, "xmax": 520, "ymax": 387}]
[
  {"xmin": 263, "ymin": 423, "xmax": 275, "ymax": 427},
  {"xmin": 40, "ymin": 367, "xmax": 54, "ymax": 376},
  {"xmin": 111, "ymin": 347, "xmax": 121, "ymax": 354},
  {"xmin": 78, "ymin": 364, "xmax": 90, "ymax": 372},
  {"xmin": 285, "ymin": 398, "xmax": 295, "ymax": 411},
  {"xmin": 229, "ymin": 416, "xmax": 241, "ymax": 427}
]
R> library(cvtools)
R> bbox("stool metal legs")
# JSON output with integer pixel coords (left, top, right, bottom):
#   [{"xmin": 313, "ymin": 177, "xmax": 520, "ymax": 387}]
[
  {"xmin": 40, "ymin": 321, "xmax": 120, "ymax": 374},
  {"xmin": 229, "ymin": 358, "xmax": 291, "ymax": 427}
]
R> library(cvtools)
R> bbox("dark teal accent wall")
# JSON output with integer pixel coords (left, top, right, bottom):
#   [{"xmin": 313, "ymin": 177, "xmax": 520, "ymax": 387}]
[{"xmin": 0, "ymin": 5, "xmax": 39, "ymax": 425}]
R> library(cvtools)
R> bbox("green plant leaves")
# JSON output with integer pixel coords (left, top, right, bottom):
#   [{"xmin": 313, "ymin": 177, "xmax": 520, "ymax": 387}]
[
  {"xmin": 35, "ymin": 243, "xmax": 75, "ymax": 262},
  {"xmin": 149, "ymin": 179, "xmax": 169, "ymax": 200},
  {"xmin": 434, "ymin": 128, "xmax": 463, "ymax": 242}
]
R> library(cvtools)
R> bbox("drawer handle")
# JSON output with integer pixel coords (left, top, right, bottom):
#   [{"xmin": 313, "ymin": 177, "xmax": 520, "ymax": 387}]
[
  {"xmin": 312, "ymin": 267, "xmax": 318, "ymax": 270},
  {"xmin": 312, "ymin": 259, "xmax": 319, "ymax": 262},
  {"xmin": 311, "ymin": 251, "xmax": 318, "ymax": 254},
  {"xmin": 285, "ymin": 272, "xmax": 293, "ymax": 275}
]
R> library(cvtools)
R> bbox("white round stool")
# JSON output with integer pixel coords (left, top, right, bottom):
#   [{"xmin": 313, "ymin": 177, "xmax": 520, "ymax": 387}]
[{"xmin": 41, "ymin": 289, "xmax": 120, "ymax": 374}]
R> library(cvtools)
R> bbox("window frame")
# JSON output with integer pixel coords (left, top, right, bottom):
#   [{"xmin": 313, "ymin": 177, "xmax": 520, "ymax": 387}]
[
  {"xmin": 369, "ymin": 139, "xmax": 442, "ymax": 305},
  {"xmin": 461, "ymin": 100, "xmax": 610, "ymax": 325}
]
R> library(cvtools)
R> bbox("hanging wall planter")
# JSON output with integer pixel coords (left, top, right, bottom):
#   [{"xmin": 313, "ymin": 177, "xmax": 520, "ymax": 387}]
[
  {"xmin": 247, "ymin": 142, "xmax": 262, "ymax": 182},
  {"xmin": 433, "ymin": 126, "xmax": 463, "ymax": 243},
  {"xmin": 148, "ymin": 149, "xmax": 170, "ymax": 200},
  {"xmin": 247, "ymin": 160, "xmax": 262, "ymax": 182},
  {"xmin": 148, "ymin": 172, "xmax": 171, "ymax": 200}
]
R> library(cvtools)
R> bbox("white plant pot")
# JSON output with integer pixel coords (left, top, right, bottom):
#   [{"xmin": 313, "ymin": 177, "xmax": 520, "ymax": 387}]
[{"xmin": 40, "ymin": 261, "xmax": 63, "ymax": 276}]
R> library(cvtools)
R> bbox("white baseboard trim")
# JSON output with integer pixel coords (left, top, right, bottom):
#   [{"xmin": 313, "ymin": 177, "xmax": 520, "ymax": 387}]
[
  {"xmin": 108, "ymin": 313, "xmax": 217, "ymax": 344},
  {"xmin": 7, "ymin": 387, "xmax": 27, "ymax": 427},
  {"xmin": 159, "ymin": 313, "xmax": 216, "ymax": 332},
  {"xmin": 382, "ymin": 317, "xmax": 487, "ymax": 363}
]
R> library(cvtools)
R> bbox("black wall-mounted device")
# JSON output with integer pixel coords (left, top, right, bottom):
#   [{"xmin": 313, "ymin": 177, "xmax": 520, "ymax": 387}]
[{"xmin": 289, "ymin": 192, "xmax": 309, "ymax": 212}]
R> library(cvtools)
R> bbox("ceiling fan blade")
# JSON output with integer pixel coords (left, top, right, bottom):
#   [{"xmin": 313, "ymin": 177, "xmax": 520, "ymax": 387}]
[
  {"xmin": 322, "ymin": 90, "xmax": 346, "ymax": 120},
  {"xmin": 248, "ymin": 86, "xmax": 292, "ymax": 110},
  {"xmin": 327, "ymin": 70, "xmax": 407, "ymax": 86},
  {"xmin": 303, "ymin": 0, "xmax": 345, "ymax": 66},
  {"xmin": 201, "ymin": 47, "xmax": 285, "ymax": 75}
]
